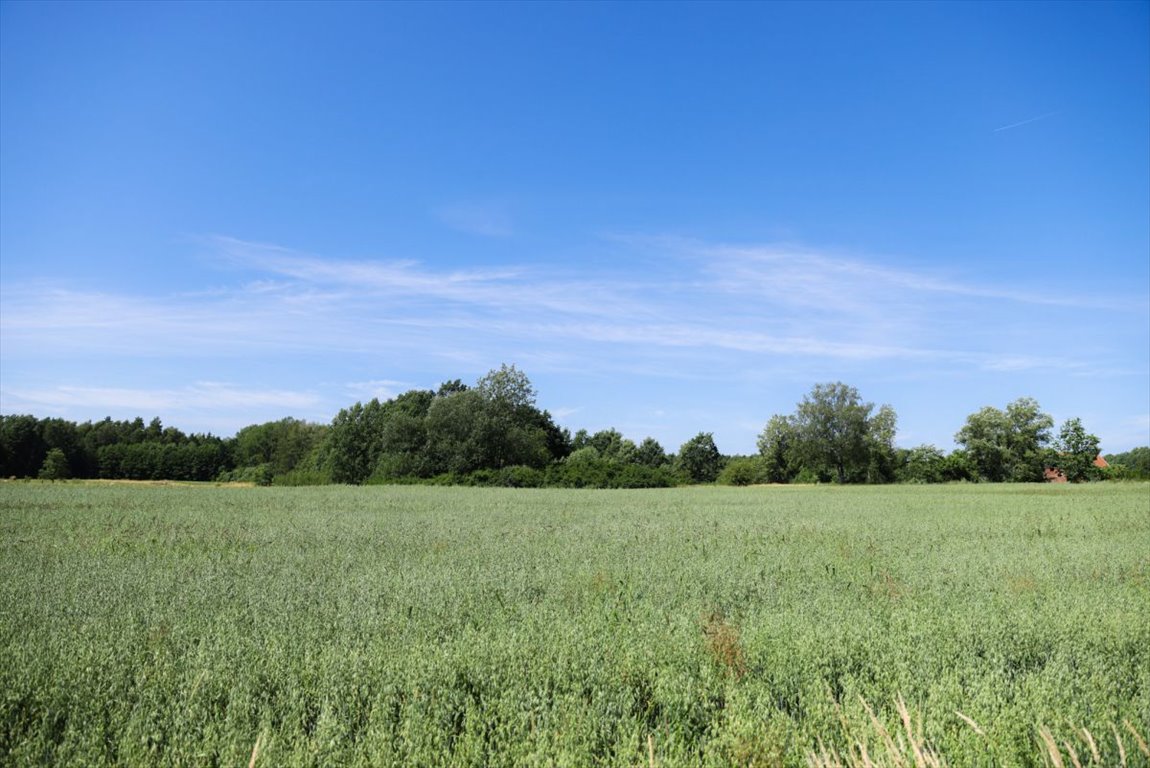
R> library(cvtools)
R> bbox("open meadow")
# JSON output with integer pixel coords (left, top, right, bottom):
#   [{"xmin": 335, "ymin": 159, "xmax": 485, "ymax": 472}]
[{"xmin": 1, "ymin": 482, "xmax": 1147, "ymax": 767}]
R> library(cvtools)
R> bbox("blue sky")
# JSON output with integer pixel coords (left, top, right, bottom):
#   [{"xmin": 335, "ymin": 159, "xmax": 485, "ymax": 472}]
[{"xmin": 2, "ymin": 0, "xmax": 1148, "ymax": 454}]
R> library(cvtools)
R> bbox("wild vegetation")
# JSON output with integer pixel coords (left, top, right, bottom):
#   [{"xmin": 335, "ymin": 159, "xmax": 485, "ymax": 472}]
[
  {"xmin": 0, "ymin": 365, "xmax": 1138, "ymax": 488},
  {"xmin": 1, "ymin": 482, "xmax": 1147, "ymax": 766}
]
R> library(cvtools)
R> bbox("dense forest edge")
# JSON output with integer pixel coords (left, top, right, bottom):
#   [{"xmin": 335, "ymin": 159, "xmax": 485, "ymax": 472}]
[{"xmin": 3, "ymin": 365, "xmax": 1148, "ymax": 487}]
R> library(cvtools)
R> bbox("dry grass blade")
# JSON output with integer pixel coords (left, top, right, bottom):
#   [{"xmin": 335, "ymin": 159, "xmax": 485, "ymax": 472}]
[
  {"xmin": 648, "ymin": 732, "xmax": 655, "ymax": 768},
  {"xmin": 807, "ymin": 739, "xmax": 841, "ymax": 768},
  {"xmin": 1063, "ymin": 740, "xmax": 1082, "ymax": 768},
  {"xmin": 1078, "ymin": 726, "xmax": 1100, "ymax": 764},
  {"xmin": 1124, "ymin": 720, "xmax": 1150, "ymax": 758},
  {"xmin": 895, "ymin": 695, "xmax": 929, "ymax": 768},
  {"xmin": 248, "ymin": 731, "xmax": 265, "ymax": 768},
  {"xmin": 1111, "ymin": 722, "xmax": 1127, "ymax": 767},
  {"xmin": 859, "ymin": 695, "xmax": 902, "ymax": 766},
  {"xmin": 1039, "ymin": 726, "xmax": 1064, "ymax": 768},
  {"xmin": 955, "ymin": 711, "xmax": 986, "ymax": 738},
  {"xmin": 856, "ymin": 739, "xmax": 873, "ymax": 767}
]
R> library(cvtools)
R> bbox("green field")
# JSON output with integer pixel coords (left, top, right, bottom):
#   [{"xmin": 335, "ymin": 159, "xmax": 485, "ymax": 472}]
[{"xmin": 1, "ymin": 483, "xmax": 1148, "ymax": 767}]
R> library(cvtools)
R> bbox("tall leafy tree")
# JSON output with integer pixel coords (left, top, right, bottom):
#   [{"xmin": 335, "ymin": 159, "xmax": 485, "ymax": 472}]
[
  {"xmin": 794, "ymin": 383, "xmax": 891, "ymax": 483},
  {"xmin": 757, "ymin": 414, "xmax": 797, "ymax": 483},
  {"xmin": 476, "ymin": 363, "xmax": 537, "ymax": 410},
  {"xmin": 1052, "ymin": 417, "xmax": 1101, "ymax": 483},
  {"xmin": 325, "ymin": 399, "xmax": 388, "ymax": 484},
  {"xmin": 38, "ymin": 448, "xmax": 71, "ymax": 480},
  {"xmin": 866, "ymin": 404, "xmax": 899, "ymax": 483},
  {"xmin": 793, "ymin": 382, "xmax": 871, "ymax": 483},
  {"xmin": 634, "ymin": 437, "xmax": 668, "ymax": 468},
  {"xmin": 758, "ymin": 383, "xmax": 897, "ymax": 484},
  {"xmin": 0, "ymin": 415, "xmax": 46, "ymax": 478},
  {"xmin": 677, "ymin": 432, "xmax": 723, "ymax": 483},
  {"xmin": 424, "ymin": 389, "xmax": 490, "ymax": 474},
  {"xmin": 896, "ymin": 444, "xmax": 947, "ymax": 484},
  {"xmin": 423, "ymin": 366, "xmax": 555, "ymax": 474},
  {"xmin": 955, "ymin": 397, "xmax": 1053, "ymax": 482}
]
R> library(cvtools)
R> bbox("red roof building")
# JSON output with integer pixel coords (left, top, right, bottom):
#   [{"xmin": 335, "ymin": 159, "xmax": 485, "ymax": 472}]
[{"xmin": 1044, "ymin": 455, "xmax": 1108, "ymax": 483}]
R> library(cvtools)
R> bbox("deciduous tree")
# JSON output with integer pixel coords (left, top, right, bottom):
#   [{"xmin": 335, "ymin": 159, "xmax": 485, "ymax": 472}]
[
  {"xmin": 1052, "ymin": 417, "xmax": 1101, "ymax": 483},
  {"xmin": 955, "ymin": 397, "xmax": 1053, "ymax": 482},
  {"xmin": 677, "ymin": 432, "xmax": 723, "ymax": 483}
]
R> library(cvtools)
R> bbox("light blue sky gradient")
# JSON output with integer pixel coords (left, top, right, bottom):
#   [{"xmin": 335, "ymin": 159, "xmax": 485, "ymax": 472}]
[{"xmin": 2, "ymin": 1, "xmax": 1147, "ymax": 454}]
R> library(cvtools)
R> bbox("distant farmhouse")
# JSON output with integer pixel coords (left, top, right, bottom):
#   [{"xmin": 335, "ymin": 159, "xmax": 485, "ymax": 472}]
[{"xmin": 1043, "ymin": 455, "xmax": 1109, "ymax": 483}]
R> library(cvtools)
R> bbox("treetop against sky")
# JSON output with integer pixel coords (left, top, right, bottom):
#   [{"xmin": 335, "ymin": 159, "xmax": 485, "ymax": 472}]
[{"xmin": 0, "ymin": 1, "xmax": 1147, "ymax": 453}]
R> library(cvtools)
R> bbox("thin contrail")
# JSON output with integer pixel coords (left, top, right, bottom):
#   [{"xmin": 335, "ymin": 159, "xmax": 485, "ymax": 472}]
[{"xmin": 993, "ymin": 110, "xmax": 1060, "ymax": 133}]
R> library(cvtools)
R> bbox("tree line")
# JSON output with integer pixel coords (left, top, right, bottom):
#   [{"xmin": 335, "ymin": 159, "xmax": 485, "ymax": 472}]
[{"xmin": 2, "ymin": 365, "xmax": 1146, "ymax": 486}]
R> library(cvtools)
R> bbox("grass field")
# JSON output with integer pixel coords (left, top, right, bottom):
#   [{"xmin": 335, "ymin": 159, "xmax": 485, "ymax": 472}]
[{"xmin": 1, "ymin": 483, "xmax": 1148, "ymax": 767}]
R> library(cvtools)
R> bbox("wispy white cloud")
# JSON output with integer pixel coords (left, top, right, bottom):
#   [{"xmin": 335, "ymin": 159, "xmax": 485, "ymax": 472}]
[
  {"xmin": 2, "ymin": 235, "xmax": 1137, "ymax": 372},
  {"xmin": 2, "ymin": 233, "xmax": 1143, "ymax": 443},
  {"xmin": 1, "ymin": 383, "xmax": 321, "ymax": 412},
  {"xmin": 691, "ymin": 241, "xmax": 1137, "ymax": 312}
]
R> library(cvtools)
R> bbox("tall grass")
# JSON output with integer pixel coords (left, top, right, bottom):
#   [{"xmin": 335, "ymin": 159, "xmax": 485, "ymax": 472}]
[{"xmin": 1, "ymin": 482, "xmax": 1147, "ymax": 766}]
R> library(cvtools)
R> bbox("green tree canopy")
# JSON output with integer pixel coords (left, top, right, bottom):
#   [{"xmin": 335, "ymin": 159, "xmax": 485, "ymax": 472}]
[
  {"xmin": 955, "ymin": 397, "xmax": 1053, "ymax": 482},
  {"xmin": 233, "ymin": 418, "xmax": 328, "ymax": 477},
  {"xmin": 38, "ymin": 448, "xmax": 71, "ymax": 480},
  {"xmin": 756, "ymin": 414, "xmax": 797, "ymax": 483},
  {"xmin": 677, "ymin": 432, "xmax": 723, "ymax": 483},
  {"xmin": 634, "ymin": 437, "xmax": 668, "ymax": 468},
  {"xmin": 762, "ymin": 382, "xmax": 897, "ymax": 484},
  {"xmin": 1104, "ymin": 446, "xmax": 1150, "ymax": 479},
  {"xmin": 1052, "ymin": 417, "xmax": 1101, "ymax": 483}
]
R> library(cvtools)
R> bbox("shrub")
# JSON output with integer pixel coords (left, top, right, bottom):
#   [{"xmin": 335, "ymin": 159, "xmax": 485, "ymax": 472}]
[
  {"xmin": 37, "ymin": 448, "xmax": 70, "ymax": 481},
  {"xmin": 272, "ymin": 469, "xmax": 331, "ymax": 486},
  {"xmin": 496, "ymin": 465, "xmax": 544, "ymax": 488},
  {"xmin": 217, "ymin": 463, "xmax": 273, "ymax": 486},
  {"xmin": 718, "ymin": 456, "xmax": 767, "ymax": 486}
]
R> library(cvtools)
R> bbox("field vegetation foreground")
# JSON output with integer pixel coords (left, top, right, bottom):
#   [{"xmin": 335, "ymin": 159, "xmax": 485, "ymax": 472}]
[{"xmin": 1, "ymin": 482, "xmax": 1147, "ymax": 767}]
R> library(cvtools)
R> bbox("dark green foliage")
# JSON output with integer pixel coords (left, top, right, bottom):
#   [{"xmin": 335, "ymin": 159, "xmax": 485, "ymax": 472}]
[
  {"xmin": 634, "ymin": 437, "xmax": 668, "ymax": 468},
  {"xmin": 324, "ymin": 366, "xmax": 564, "ymax": 483},
  {"xmin": 794, "ymin": 383, "xmax": 873, "ymax": 483},
  {"xmin": 0, "ymin": 415, "xmax": 46, "ymax": 478},
  {"xmin": 756, "ymin": 414, "xmax": 797, "ymax": 483},
  {"xmin": 232, "ymin": 418, "xmax": 328, "ymax": 479},
  {"xmin": 1105, "ymin": 446, "xmax": 1150, "ymax": 479},
  {"xmin": 1050, "ymin": 417, "xmax": 1102, "ymax": 483},
  {"xmin": 97, "ymin": 440, "xmax": 231, "ymax": 481},
  {"xmin": 270, "ymin": 468, "xmax": 331, "ymax": 486},
  {"xmin": 895, "ymin": 444, "xmax": 947, "ymax": 484},
  {"xmin": 717, "ymin": 456, "xmax": 768, "ymax": 486},
  {"xmin": 758, "ymin": 383, "xmax": 898, "ymax": 484},
  {"xmin": 216, "ymin": 463, "xmax": 274, "ymax": 486},
  {"xmin": 677, "ymin": 432, "xmax": 724, "ymax": 483},
  {"xmin": 545, "ymin": 457, "xmax": 678, "ymax": 488},
  {"xmin": 1, "ymin": 374, "xmax": 1125, "ymax": 490},
  {"xmin": 938, "ymin": 449, "xmax": 977, "ymax": 482},
  {"xmin": 955, "ymin": 398, "xmax": 1054, "ymax": 482},
  {"xmin": 573, "ymin": 428, "xmax": 637, "ymax": 463},
  {"xmin": 0, "ymin": 414, "xmax": 232, "ymax": 481},
  {"xmin": 37, "ymin": 448, "xmax": 70, "ymax": 480},
  {"xmin": 325, "ymin": 399, "xmax": 390, "ymax": 484},
  {"xmin": 425, "ymin": 389, "xmax": 544, "ymax": 474}
]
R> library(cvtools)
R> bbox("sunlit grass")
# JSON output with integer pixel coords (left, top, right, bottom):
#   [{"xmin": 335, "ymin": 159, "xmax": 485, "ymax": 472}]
[{"xmin": 1, "ymin": 483, "xmax": 1147, "ymax": 766}]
